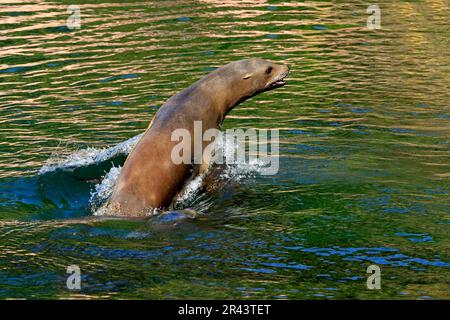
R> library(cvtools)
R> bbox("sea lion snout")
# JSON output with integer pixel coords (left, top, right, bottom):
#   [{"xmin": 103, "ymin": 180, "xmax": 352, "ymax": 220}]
[
  {"xmin": 265, "ymin": 63, "xmax": 289, "ymax": 90},
  {"xmin": 233, "ymin": 58, "xmax": 290, "ymax": 95}
]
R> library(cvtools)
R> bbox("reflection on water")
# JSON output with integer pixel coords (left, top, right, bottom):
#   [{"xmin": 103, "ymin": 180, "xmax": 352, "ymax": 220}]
[{"xmin": 0, "ymin": 0, "xmax": 449, "ymax": 299}]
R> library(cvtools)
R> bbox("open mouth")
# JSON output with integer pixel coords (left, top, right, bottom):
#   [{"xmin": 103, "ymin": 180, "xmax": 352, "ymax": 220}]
[{"xmin": 266, "ymin": 70, "xmax": 289, "ymax": 90}]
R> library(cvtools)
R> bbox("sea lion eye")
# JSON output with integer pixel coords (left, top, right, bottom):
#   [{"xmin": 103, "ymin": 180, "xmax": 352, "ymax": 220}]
[{"xmin": 266, "ymin": 66, "xmax": 273, "ymax": 74}]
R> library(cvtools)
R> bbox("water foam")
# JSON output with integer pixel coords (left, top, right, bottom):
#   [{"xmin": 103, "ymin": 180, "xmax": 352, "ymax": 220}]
[
  {"xmin": 90, "ymin": 166, "xmax": 122, "ymax": 213},
  {"xmin": 174, "ymin": 174, "xmax": 204, "ymax": 206},
  {"xmin": 38, "ymin": 133, "xmax": 143, "ymax": 174},
  {"xmin": 39, "ymin": 131, "xmax": 267, "ymax": 215}
]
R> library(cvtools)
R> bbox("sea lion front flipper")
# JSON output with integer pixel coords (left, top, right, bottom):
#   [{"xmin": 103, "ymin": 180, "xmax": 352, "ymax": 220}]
[{"xmin": 146, "ymin": 209, "xmax": 199, "ymax": 232}]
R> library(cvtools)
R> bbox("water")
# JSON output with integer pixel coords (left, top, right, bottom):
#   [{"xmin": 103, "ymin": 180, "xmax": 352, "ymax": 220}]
[{"xmin": 0, "ymin": 0, "xmax": 449, "ymax": 299}]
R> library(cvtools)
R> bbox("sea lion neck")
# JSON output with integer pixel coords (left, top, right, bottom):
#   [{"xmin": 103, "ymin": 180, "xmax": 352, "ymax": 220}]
[
  {"xmin": 194, "ymin": 69, "xmax": 254, "ymax": 120},
  {"xmin": 165, "ymin": 59, "xmax": 288, "ymax": 127}
]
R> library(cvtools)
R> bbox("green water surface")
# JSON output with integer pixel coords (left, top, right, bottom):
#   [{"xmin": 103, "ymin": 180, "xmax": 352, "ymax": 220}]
[{"xmin": 0, "ymin": 0, "xmax": 449, "ymax": 299}]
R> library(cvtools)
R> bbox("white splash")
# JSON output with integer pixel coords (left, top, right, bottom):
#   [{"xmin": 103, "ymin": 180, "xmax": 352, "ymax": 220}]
[
  {"xmin": 90, "ymin": 165, "xmax": 122, "ymax": 213},
  {"xmin": 221, "ymin": 157, "xmax": 263, "ymax": 182},
  {"xmin": 174, "ymin": 174, "xmax": 204, "ymax": 206},
  {"xmin": 217, "ymin": 135, "xmax": 264, "ymax": 182},
  {"xmin": 38, "ymin": 130, "xmax": 268, "ymax": 216},
  {"xmin": 38, "ymin": 133, "xmax": 143, "ymax": 174}
]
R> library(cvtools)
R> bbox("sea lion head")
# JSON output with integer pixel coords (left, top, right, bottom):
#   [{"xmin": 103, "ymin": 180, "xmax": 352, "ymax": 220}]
[{"xmin": 226, "ymin": 58, "xmax": 289, "ymax": 98}]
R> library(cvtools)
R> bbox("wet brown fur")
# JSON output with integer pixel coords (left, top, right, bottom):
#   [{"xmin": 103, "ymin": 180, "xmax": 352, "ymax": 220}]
[{"xmin": 105, "ymin": 58, "xmax": 289, "ymax": 216}]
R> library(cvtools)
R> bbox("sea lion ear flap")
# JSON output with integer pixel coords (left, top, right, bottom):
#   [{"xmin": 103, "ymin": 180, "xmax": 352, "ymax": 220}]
[{"xmin": 242, "ymin": 73, "xmax": 253, "ymax": 79}]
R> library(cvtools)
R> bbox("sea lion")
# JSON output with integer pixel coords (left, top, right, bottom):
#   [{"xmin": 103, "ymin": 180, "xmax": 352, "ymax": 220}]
[{"xmin": 105, "ymin": 58, "xmax": 289, "ymax": 217}]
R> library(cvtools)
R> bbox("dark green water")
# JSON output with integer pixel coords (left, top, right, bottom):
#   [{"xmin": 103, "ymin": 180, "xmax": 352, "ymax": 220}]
[{"xmin": 0, "ymin": 0, "xmax": 449, "ymax": 299}]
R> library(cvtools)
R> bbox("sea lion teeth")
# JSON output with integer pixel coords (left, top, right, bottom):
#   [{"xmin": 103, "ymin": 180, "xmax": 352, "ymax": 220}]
[{"xmin": 266, "ymin": 70, "xmax": 288, "ymax": 89}]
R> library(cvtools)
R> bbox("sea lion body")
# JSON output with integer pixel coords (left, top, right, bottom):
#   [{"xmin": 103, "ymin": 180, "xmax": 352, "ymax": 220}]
[{"xmin": 106, "ymin": 58, "xmax": 289, "ymax": 216}]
